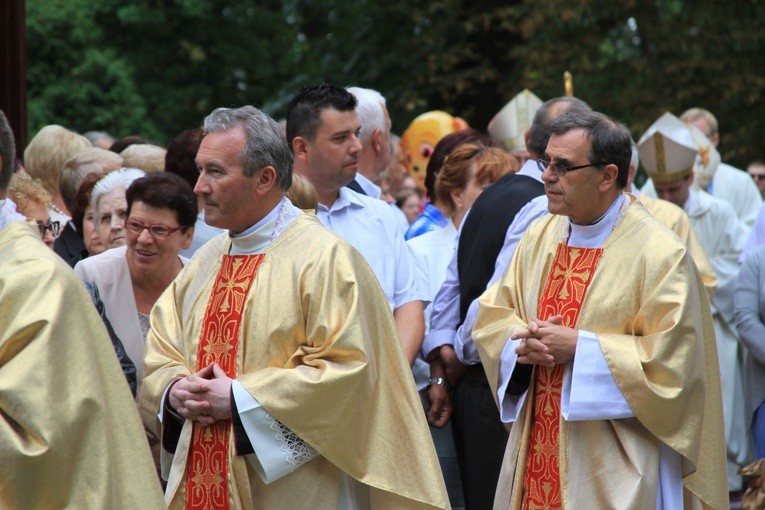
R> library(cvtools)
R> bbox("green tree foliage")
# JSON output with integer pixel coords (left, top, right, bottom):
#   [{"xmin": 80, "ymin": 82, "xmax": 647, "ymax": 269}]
[{"xmin": 27, "ymin": 0, "xmax": 765, "ymax": 167}]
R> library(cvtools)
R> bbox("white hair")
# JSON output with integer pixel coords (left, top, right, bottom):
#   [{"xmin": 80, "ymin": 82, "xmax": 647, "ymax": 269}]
[
  {"xmin": 91, "ymin": 167, "xmax": 145, "ymax": 218},
  {"xmin": 347, "ymin": 86, "xmax": 387, "ymax": 145},
  {"xmin": 630, "ymin": 139, "xmax": 639, "ymax": 170}
]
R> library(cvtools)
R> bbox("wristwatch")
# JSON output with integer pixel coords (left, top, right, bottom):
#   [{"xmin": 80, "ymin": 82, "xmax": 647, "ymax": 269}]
[{"xmin": 428, "ymin": 377, "xmax": 449, "ymax": 389}]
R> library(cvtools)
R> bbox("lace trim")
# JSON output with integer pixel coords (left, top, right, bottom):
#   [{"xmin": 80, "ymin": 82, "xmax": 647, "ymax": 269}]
[
  {"xmin": 266, "ymin": 413, "xmax": 318, "ymax": 469},
  {"xmin": 271, "ymin": 197, "xmax": 303, "ymax": 241}
]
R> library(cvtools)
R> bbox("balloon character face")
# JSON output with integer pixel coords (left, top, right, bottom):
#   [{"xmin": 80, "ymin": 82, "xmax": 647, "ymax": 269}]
[{"xmin": 401, "ymin": 111, "xmax": 468, "ymax": 189}]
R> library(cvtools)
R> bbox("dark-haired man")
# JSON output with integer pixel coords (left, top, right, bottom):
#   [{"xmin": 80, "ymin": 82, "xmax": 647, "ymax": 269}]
[
  {"xmin": 473, "ymin": 110, "xmax": 726, "ymax": 509},
  {"xmin": 288, "ymin": 83, "xmax": 426, "ymax": 365}
]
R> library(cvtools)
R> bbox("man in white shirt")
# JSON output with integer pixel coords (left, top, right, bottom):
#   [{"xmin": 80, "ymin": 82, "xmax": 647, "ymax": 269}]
[{"xmin": 287, "ymin": 83, "xmax": 426, "ymax": 364}]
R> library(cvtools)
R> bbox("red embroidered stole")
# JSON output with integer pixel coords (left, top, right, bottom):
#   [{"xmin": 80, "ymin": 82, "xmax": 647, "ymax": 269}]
[
  {"xmin": 522, "ymin": 244, "xmax": 602, "ymax": 510},
  {"xmin": 185, "ymin": 254, "xmax": 265, "ymax": 510}
]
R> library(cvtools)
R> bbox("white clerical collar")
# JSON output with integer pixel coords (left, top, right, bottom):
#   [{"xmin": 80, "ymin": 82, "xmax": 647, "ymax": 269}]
[
  {"xmin": 683, "ymin": 188, "xmax": 697, "ymax": 214},
  {"xmin": 567, "ymin": 194, "xmax": 629, "ymax": 249},
  {"xmin": 229, "ymin": 197, "xmax": 301, "ymax": 255},
  {"xmin": 0, "ymin": 198, "xmax": 27, "ymax": 232}
]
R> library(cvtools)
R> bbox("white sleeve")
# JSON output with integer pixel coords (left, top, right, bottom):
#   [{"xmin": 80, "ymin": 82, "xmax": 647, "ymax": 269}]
[
  {"xmin": 561, "ymin": 331, "xmax": 634, "ymax": 421},
  {"xmin": 495, "ymin": 337, "xmax": 530, "ymax": 423},
  {"xmin": 232, "ymin": 380, "xmax": 318, "ymax": 484}
]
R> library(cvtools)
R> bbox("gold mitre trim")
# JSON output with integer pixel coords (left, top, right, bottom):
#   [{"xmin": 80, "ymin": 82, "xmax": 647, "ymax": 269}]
[{"xmin": 638, "ymin": 112, "xmax": 697, "ymax": 184}]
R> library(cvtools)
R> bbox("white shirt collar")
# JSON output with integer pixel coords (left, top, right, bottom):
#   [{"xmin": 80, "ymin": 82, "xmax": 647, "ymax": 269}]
[
  {"xmin": 517, "ymin": 159, "xmax": 544, "ymax": 183},
  {"xmin": 354, "ymin": 173, "xmax": 382, "ymax": 199}
]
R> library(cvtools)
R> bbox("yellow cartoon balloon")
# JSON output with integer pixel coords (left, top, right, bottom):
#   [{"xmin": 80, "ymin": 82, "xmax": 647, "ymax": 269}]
[{"xmin": 401, "ymin": 111, "xmax": 469, "ymax": 188}]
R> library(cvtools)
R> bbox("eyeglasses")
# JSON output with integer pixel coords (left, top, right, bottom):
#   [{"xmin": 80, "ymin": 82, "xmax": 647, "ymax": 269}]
[
  {"xmin": 125, "ymin": 219, "xmax": 185, "ymax": 237},
  {"xmin": 536, "ymin": 158, "xmax": 608, "ymax": 175},
  {"xmin": 37, "ymin": 220, "xmax": 61, "ymax": 238},
  {"xmin": 750, "ymin": 173, "xmax": 765, "ymax": 182}
]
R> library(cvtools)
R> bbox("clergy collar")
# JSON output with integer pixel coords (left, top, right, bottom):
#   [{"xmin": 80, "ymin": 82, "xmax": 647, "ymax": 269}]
[
  {"xmin": 229, "ymin": 197, "xmax": 297, "ymax": 255},
  {"xmin": 567, "ymin": 194, "xmax": 629, "ymax": 248}
]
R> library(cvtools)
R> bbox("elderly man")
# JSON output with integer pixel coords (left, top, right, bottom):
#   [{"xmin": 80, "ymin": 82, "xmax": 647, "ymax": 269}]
[
  {"xmin": 473, "ymin": 110, "xmax": 726, "ymax": 509},
  {"xmin": 0, "ymin": 111, "xmax": 164, "ymax": 507},
  {"xmin": 139, "ymin": 105, "xmax": 448, "ymax": 509},
  {"xmin": 287, "ymin": 83, "xmax": 426, "ymax": 365},
  {"xmin": 345, "ymin": 86, "xmax": 391, "ymax": 197}
]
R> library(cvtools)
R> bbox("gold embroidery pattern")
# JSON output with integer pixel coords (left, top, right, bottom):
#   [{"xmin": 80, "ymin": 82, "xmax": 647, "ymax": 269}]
[
  {"xmin": 186, "ymin": 254, "xmax": 265, "ymax": 510},
  {"xmin": 522, "ymin": 244, "xmax": 602, "ymax": 510}
]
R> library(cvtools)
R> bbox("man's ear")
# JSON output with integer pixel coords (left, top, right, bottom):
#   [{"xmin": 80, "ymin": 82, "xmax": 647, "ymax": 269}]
[
  {"xmin": 256, "ymin": 166, "xmax": 278, "ymax": 194},
  {"xmin": 371, "ymin": 128, "xmax": 384, "ymax": 154},
  {"xmin": 292, "ymin": 136, "xmax": 309, "ymax": 160},
  {"xmin": 599, "ymin": 163, "xmax": 619, "ymax": 190}
]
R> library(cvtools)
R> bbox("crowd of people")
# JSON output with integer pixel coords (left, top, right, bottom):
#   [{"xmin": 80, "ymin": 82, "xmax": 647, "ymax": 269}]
[{"xmin": 1, "ymin": 82, "xmax": 763, "ymax": 510}]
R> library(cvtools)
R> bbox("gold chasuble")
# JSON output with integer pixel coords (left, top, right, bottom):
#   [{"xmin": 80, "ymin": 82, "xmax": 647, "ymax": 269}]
[
  {"xmin": 473, "ymin": 199, "xmax": 728, "ymax": 510},
  {"xmin": 140, "ymin": 213, "xmax": 449, "ymax": 510},
  {"xmin": 186, "ymin": 254, "xmax": 265, "ymax": 509},
  {"xmin": 523, "ymin": 245, "xmax": 602, "ymax": 510},
  {"xmin": 0, "ymin": 221, "xmax": 165, "ymax": 508}
]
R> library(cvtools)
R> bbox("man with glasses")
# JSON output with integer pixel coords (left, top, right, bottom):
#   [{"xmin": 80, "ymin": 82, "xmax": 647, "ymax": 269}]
[
  {"xmin": 473, "ymin": 110, "xmax": 727, "ymax": 509},
  {"xmin": 747, "ymin": 160, "xmax": 765, "ymax": 200},
  {"xmin": 0, "ymin": 110, "xmax": 165, "ymax": 506},
  {"xmin": 423, "ymin": 96, "xmax": 589, "ymax": 509}
]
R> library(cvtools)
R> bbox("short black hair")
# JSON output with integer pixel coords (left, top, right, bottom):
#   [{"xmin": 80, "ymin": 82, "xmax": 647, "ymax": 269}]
[
  {"xmin": 286, "ymin": 83, "xmax": 357, "ymax": 148},
  {"xmin": 126, "ymin": 172, "xmax": 197, "ymax": 228},
  {"xmin": 548, "ymin": 110, "xmax": 632, "ymax": 189}
]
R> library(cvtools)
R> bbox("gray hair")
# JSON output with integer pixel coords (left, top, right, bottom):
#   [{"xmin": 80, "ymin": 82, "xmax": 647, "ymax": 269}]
[
  {"xmin": 528, "ymin": 96, "xmax": 591, "ymax": 157},
  {"xmin": 91, "ymin": 167, "xmax": 145, "ymax": 219},
  {"xmin": 203, "ymin": 106, "xmax": 293, "ymax": 192},
  {"xmin": 630, "ymin": 139, "xmax": 639, "ymax": 171},
  {"xmin": 347, "ymin": 87, "xmax": 387, "ymax": 146}
]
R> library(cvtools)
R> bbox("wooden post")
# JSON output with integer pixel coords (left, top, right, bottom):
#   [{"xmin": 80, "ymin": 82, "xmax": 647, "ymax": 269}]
[{"xmin": 0, "ymin": 0, "xmax": 27, "ymax": 160}]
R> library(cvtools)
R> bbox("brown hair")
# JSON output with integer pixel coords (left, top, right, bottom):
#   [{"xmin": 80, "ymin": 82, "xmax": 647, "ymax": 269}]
[{"xmin": 435, "ymin": 144, "xmax": 518, "ymax": 214}]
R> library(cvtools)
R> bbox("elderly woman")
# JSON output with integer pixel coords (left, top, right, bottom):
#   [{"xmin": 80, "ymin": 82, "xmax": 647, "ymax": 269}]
[
  {"xmin": 69, "ymin": 172, "xmax": 107, "ymax": 259},
  {"xmin": 75, "ymin": 172, "xmax": 196, "ymax": 391},
  {"xmin": 7, "ymin": 174, "xmax": 61, "ymax": 249},
  {"xmin": 90, "ymin": 167, "xmax": 145, "ymax": 249}
]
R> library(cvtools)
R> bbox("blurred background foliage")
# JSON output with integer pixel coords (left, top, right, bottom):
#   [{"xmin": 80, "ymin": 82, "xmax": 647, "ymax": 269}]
[{"xmin": 26, "ymin": 0, "xmax": 765, "ymax": 167}]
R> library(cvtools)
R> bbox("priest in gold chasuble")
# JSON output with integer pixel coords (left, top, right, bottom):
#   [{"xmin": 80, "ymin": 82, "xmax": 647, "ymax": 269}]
[
  {"xmin": 473, "ymin": 111, "xmax": 727, "ymax": 509},
  {"xmin": 139, "ymin": 106, "xmax": 449, "ymax": 510}
]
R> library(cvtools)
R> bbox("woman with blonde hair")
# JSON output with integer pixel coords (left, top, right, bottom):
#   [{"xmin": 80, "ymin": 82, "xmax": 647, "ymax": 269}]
[
  {"xmin": 7, "ymin": 174, "xmax": 61, "ymax": 249},
  {"xmin": 24, "ymin": 125, "xmax": 91, "ymax": 224}
]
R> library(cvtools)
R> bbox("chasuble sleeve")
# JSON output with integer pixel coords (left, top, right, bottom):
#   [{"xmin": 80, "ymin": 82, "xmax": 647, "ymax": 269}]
[{"xmin": 0, "ymin": 223, "xmax": 165, "ymax": 509}]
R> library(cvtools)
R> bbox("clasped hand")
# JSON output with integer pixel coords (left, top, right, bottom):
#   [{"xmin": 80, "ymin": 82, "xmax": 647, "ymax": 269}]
[
  {"xmin": 512, "ymin": 315, "xmax": 577, "ymax": 367},
  {"xmin": 169, "ymin": 363, "xmax": 233, "ymax": 427}
]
